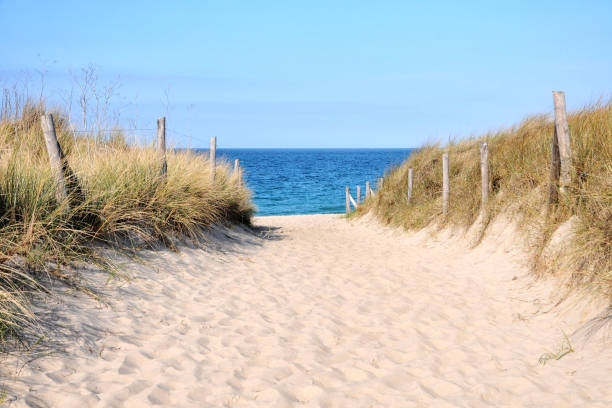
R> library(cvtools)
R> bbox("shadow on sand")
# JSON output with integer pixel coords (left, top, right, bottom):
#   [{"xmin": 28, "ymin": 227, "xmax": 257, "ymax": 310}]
[{"xmin": 0, "ymin": 221, "xmax": 285, "ymax": 390}]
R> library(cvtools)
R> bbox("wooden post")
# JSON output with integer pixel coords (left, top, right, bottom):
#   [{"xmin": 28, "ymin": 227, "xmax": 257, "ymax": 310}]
[
  {"xmin": 365, "ymin": 181, "xmax": 370, "ymax": 200},
  {"xmin": 480, "ymin": 142, "xmax": 489, "ymax": 208},
  {"xmin": 233, "ymin": 158, "xmax": 242, "ymax": 183},
  {"xmin": 356, "ymin": 185, "xmax": 361, "ymax": 205},
  {"xmin": 552, "ymin": 91, "xmax": 572, "ymax": 194},
  {"xmin": 548, "ymin": 127, "xmax": 561, "ymax": 205},
  {"xmin": 378, "ymin": 177, "xmax": 384, "ymax": 189},
  {"xmin": 407, "ymin": 168, "xmax": 413, "ymax": 204},
  {"xmin": 442, "ymin": 153, "xmax": 449, "ymax": 216},
  {"xmin": 345, "ymin": 186, "xmax": 350, "ymax": 214},
  {"xmin": 210, "ymin": 136, "xmax": 216, "ymax": 182},
  {"xmin": 157, "ymin": 117, "xmax": 167, "ymax": 177},
  {"xmin": 40, "ymin": 113, "xmax": 68, "ymax": 205},
  {"xmin": 348, "ymin": 193, "xmax": 357, "ymax": 209}
]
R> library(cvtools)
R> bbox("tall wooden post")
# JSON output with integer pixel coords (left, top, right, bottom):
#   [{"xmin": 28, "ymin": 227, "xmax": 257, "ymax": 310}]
[
  {"xmin": 407, "ymin": 168, "xmax": 413, "ymax": 204},
  {"xmin": 365, "ymin": 181, "xmax": 371, "ymax": 200},
  {"xmin": 345, "ymin": 186, "xmax": 350, "ymax": 214},
  {"xmin": 157, "ymin": 117, "xmax": 167, "ymax": 177},
  {"xmin": 552, "ymin": 91, "xmax": 572, "ymax": 194},
  {"xmin": 442, "ymin": 153, "xmax": 449, "ymax": 216},
  {"xmin": 356, "ymin": 185, "xmax": 361, "ymax": 205},
  {"xmin": 40, "ymin": 113, "xmax": 68, "ymax": 205},
  {"xmin": 480, "ymin": 142, "xmax": 489, "ymax": 208},
  {"xmin": 210, "ymin": 136, "xmax": 217, "ymax": 182},
  {"xmin": 548, "ymin": 126, "xmax": 561, "ymax": 205}
]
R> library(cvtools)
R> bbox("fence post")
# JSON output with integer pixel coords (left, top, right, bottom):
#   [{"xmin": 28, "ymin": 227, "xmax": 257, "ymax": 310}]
[
  {"xmin": 552, "ymin": 91, "xmax": 572, "ymax": 194},
  {"xmin": 345, "ymin": 186, "xmax": 350, "ymax": 214},
  {"xmin": 407, "ymin": 168, "xmax": 413, "ymax": 204},
  {"xmin": 157, "ymin": 117, "xmax": 167, "ymax": 177},
  {"xmin": 210, "ymin": 136, "xmax": 216, "ymax": 182},
  {"xmin": 548, "ymin": 124, "xmax": 561, "ymax": 205},
  {"xmin": 356, "ymin": 185, "xmax": 361, "ymax": 205},
  {"xmin": 480, "ymin": 142, "xmax": 489, "ymax": 208},
  {"xmin": 442, "ymin": 153, "xmax": 449, "ymax": 216},
  {"xmin": 378, "ymin": 177, "xmax": 384, "ymax": 189},
  {"xmin": 365, "ymin": 181, "xmax": 370, "ymax": 200},
  {"xmin": 233, "ymin": 158, "xmax": 242, "ymax": 183},
  {"xmin": 40, "ymin": 113, "xmax": 68, "ymax": 205}
]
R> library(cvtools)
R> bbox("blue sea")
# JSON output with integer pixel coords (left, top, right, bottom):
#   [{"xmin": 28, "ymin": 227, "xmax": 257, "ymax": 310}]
[{"xmin": 196, "ymin": 149, "xmax": 414, "ymax": 216}]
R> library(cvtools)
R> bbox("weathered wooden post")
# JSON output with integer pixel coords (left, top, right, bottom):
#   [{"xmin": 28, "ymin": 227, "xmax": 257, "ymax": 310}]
[
  {"xmin": 378, "ymin": 177, "xmax": 384, "ymax": 189},
  {"xmin": 442, "ymin": 153, "xmax": 449, "ymax": 216},
  {"xmin": 40, "ymin": 113, "xmax": 68, "ymax": 205},
  {"xmin": 553, "ymin": 91, "xmax": 572, "ymax": 194},
  {"xmin": 480, "ymin": 142, "xmax": 489, "ymax": 208},
  {"xmin": 157, "ymin": 117, "xmax": 167, "ymax": 177},
  {"xmin": 548, "ymin": 125, "xmax": 561, "ymax": 205},
  {"xmin": 233, "ymin": 158, "xmax": 242, "ymax": 183},
  {"xmin": 345, "ymin": 186, "xmax": 350, "ymax": 214},
  {"xmin": 407, "ymin": 168, "xmax": 413, "ymax": 204},
  {"xmin": 365, "ymin": 181, "xmax": 371, "ymax": 200},
  {"xmin": 356, "ymin": 185, "xmax": 361, "ymax": 205},
  {"xmin": 210, "ymin": 136, "xmax": 217, "ymax": 182}
]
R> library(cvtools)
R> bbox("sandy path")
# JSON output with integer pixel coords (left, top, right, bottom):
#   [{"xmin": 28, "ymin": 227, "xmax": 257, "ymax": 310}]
[{"xmin": 1, "ymin": 214, "xmax": 611, "ymax": 407}]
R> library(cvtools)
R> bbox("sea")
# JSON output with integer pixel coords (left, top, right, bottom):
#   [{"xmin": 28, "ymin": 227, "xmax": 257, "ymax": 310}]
[{"xmin": 195, "ymin": 149, "xmax": 414, "ymax": 216}]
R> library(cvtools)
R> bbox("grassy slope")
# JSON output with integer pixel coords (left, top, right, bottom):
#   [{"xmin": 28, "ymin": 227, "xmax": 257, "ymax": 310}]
[
  {"xmin": 0, "ymin": 102, "xmax": 254, "ymax": 343},
  {"xmin": 358, "ymin": 102, "xmax": 611, "ymax": 301}
]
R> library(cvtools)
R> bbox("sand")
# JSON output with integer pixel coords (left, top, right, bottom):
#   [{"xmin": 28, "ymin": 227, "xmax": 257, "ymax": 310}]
[{"xmin": 1, "ymin": 214, "xmax": 611, "ymax": 407}]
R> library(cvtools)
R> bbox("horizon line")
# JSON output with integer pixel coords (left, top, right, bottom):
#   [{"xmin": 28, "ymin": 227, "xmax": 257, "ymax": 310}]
[{"xmin": 176, "ymin": 147, "xmax": 417, "ymax": 150}]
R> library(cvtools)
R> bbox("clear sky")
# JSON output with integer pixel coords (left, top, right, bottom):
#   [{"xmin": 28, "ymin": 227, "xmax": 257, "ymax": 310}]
[{"xmin": 1, "ymin": 0, "xmax": 611, "ymax": 148}]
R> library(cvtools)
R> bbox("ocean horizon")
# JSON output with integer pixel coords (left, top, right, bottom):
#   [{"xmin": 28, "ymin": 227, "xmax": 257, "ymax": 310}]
[{"xmin": 192, "ymin": 148, "xmax": 415, "ymax": 216}]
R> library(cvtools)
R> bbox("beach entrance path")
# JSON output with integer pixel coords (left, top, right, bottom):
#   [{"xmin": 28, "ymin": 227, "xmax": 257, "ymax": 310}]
[{"xmin": 2, "ymin": 214, "xmax": 611, "ymax": 407}]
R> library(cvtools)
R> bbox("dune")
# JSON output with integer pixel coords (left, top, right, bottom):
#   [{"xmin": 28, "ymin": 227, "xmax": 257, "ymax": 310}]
[{"xmin": 1, "ymin": 214, "xmax": 610, "ymax": 407}]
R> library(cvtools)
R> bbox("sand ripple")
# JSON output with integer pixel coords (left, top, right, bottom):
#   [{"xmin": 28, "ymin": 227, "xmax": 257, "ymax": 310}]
[{"xmin": 1, "ymin": 214, "xmax": 611, "ymax": 407}]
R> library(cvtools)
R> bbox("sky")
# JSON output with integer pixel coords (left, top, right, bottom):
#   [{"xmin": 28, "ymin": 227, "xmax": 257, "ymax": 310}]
[{"xmin": 1, "ymin": 0, "xmax": 612, "ymax": 148}]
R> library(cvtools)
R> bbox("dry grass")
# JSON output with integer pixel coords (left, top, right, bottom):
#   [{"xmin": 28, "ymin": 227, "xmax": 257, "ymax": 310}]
[
  {"xmin": 359, "ymin": 101, "xmax": 612, "ymax": 301},
  {"xmin": 0, "ymin": 99, "xmax": 254, "ymax": 343}
]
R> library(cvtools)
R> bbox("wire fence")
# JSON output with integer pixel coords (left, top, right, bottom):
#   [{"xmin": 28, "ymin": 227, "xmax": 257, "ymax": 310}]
[{"xmin": 65, "ymin": 125, "xmax": 214, "ymax": 150}]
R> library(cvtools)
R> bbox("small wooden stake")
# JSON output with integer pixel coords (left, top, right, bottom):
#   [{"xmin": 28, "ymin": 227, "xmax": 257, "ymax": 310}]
[
  {"xmin": 365, "ymin": 181, "xmax": 370, "ymax": 200},
  {"xmin": 552, "ymin": 91, "xmax": 572, "ymax": 194},
  {"xmin": 356, "ymin": 185, "xmax": 361, "ymax": 205},
  {"xmin": 157, "ymin": 117, "xmax": 167, "ymax": 177},
  {"xmin": 480, "ymin": 142, "xmax": 489, "ymax": 208},
  {"xmin": 442, "ymin": 153, "xmax": 449, "ymax": 216},
  {"xmin": 40, "ymin": 113, "xmax": 68, "ymax": 205},
  {"xmin": 345, "ymin": 186, "xmax": 350, "ymax": 214},
  {"xmin": 210, "ymin": 136, "xmax": 217, "ymax": 182},
  {"xmin": 407, "ymin": 168, "xmax": 413, "ymax": 204},
  {"xmin": 348, "ymin": 193, "xmax": 357, "ymax": 209},
  {"xmin": 234, "ymin": 158, "xmax": 242, "ymax": 183}
]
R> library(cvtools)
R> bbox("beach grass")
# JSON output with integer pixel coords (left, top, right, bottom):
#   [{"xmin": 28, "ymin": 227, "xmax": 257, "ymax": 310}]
[
  {"xmin": 358, "ymin": 101, "xmax": 612, "ymax": 301},
  {"xmin": 0, "ymin": 98, "xmax": 254, "ymax": 344}
]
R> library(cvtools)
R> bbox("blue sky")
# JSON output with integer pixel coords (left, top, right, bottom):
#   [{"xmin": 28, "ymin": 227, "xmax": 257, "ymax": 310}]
[{"xmin": 1, "ymin": 0, "xmax": 611, "ymax": 148}]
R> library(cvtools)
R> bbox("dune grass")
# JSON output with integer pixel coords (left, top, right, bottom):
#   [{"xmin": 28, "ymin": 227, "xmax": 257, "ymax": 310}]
[
  {"xmin": 0, "ymin": 100, "xmax": 254, "ymax": 344},
  {"xmin": 358, "ymin": 101, "xmax": 612, "ymax": 301}
]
